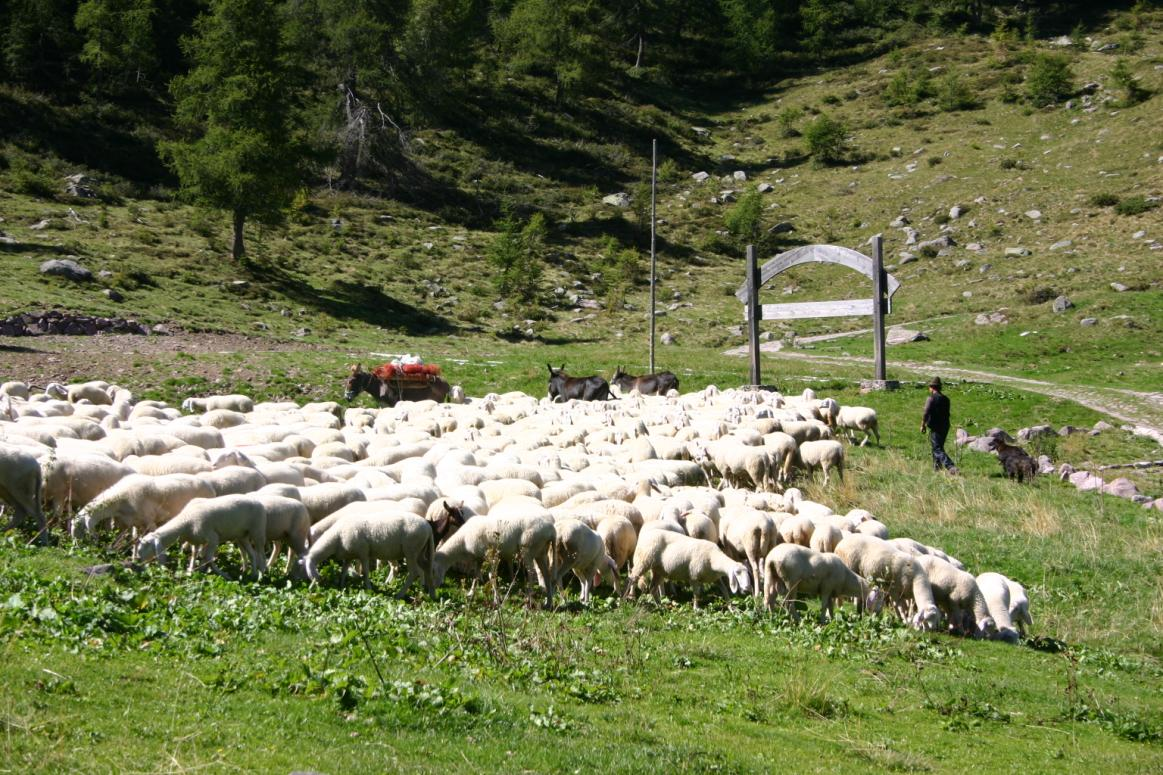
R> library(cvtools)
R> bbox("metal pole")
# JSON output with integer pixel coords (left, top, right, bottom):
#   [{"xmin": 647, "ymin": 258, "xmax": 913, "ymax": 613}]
[
  {"xmin": 649, "ymin": 139, "xmax": 657, "ymax": 374},
  {"xmin": 746, "ymin": 244, "xmax": 760, "ymax": 385},
  {"xmin": 871, "ymin": 234, "xmax": 887, "ymax": 381}
]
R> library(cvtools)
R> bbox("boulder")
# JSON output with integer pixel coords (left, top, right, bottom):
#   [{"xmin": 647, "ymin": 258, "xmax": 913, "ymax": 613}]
[
  {"xmin": 886, "ymin": 327, "xmax": 928, "ymax": 344},
  {"xmin": 1092, "ymin": 421, "xmax": 1115, "ymax": 433},
  {"xmin": 1057, "ymin": 463, "xmax": 1076, "ymax": 480},
  {"xmin": 1052, "ymin": 295, "xmax": 1073, "ymax": 313},
  {"xmin": 756, "ymin": 183, "xmax": 773, "ymax": 194},
  {"xmin": 733, "ymin": 171, "xmax": 747, "ymax": 182},
  {"xmin": 39, "ymin": 259, "xmax": 93, "ymax": 282},
  {"xmin": 1050, "ymin": 239, "xmax": 1073, "ymax": 251},
  {"xmin": 1017, "ymin": 425, "xmax": 1055, "ymax": 442},
  {"xmin": 1057, "ymin": 425, "xmax": 1081, "ymax": 436},
  {"xmin": 661, "ymin": 332, "xmax": 676, "ymax": 345},
  {"xmin": 954, "ymin": 428, "xmax": 971, "ymax": 447},
  {"xmin": 1037, "ymin": 455, "xmax": 1055, "ymax": 475},
  {"xmin": 1102, "ymin": 478, "xmax": 1139, "ymax": 499},
  {"xmin": 974, "ymin": 311, "xmax": 1009, "ymax": 326},
  {"xmin": 692, "ymin": 171, "xmax": 710, "ymax": 183},
  {"xmin": 1005, "ymin": 247, "xmax": 1032, "ymax": 257},
  {"xmin": 1110, "ymin": 282, "xmax": 1129, "ymax": 292},
  {"xmin": 1024, "ymin": 210, "xmax": 1043, "ymax": 220},
  {"xmin": 1069, "ymin": 471, "xmax": 1104, "ymax": 492},
  {"xmin": 602, "ymin": 193, "xmax": 631, "ymax": 208},
  {"xmin": 1080, "ymin": 317, "xmax": 1098, "ymax": 326}
]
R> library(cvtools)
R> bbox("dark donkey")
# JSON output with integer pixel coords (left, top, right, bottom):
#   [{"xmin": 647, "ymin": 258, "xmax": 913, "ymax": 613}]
[
  {"xmin": 547, "ymin": 364, "xmax": 613, "ymax": 402},
  {"xmin": 344, "ymin": 364, "xmax": 450, "ymax": 407},
  {"xmin": 610, "ymin": 366, "xmax": 679, "ymax": 396}
]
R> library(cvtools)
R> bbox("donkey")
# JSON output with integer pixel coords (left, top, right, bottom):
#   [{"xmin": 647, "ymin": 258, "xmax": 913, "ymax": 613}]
[
  {"xmin": 610, "ymin": 366, "xmax": 679, "ymax": 396},
  {"xmin": 344, "ymin": 364, "xmax": 450, "ymax": 407},
  {"xmin": 547, "ymin": 364, "xmax": 613, "ymax": 402}
]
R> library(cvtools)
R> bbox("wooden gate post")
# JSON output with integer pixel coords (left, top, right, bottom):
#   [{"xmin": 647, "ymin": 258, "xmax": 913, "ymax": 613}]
[
  {"xmin": 871, "ymin": 234, "xmax": 887, "ymax": 381},
  {"xmin": 746, "ymin": 244, "xmax": 760, "ymax": 385}
]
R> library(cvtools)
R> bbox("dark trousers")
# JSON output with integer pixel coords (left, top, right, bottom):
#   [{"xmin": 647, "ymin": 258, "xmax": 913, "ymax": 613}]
[{"xmin": 930, "ymin": 429, "xmax": 955, "ymax": 471}]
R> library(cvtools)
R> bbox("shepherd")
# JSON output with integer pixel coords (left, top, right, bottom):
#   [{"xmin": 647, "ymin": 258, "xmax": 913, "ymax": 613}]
[{"xmin": 920, "ymin": 377, "xmax": 958, "ymax": 475}]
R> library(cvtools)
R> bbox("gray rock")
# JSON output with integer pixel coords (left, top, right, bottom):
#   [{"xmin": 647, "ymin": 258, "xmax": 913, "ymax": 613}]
[
  {"xmin": 692, "ymin": 127, "xmax": 711, "ymax": 137},
  {"xmin": 661, "ymin": 332, "xmax": 676, "ymax": 345},
  {"xmin": 965, "ymin": 243, "xmax": 984, "ymax": 252},
  {"xmin": 890, "ymin": 215, "xmax": 910, "ymax": 228},
  {"xmin": 1058, "ymin": 425, "xmax": 1081, "ymax": 436},
  {"xmin": 916, "ymin": 235, "xmax": 954, "ymax": 253},
  {"xmin": 1069, "ymin": 471, "xmax": 1104, "ymax": 492},
  {"xmin": 29, "ymin": 219, "xmax": 51, "ymax": 231},
  {"xmin": 718, "ymin": 190, "xmax": 737, "ymax": 203},
  {"xmin": 1102, "ymin": 477, "xmax": 1139, "ymax": 499},
  {"xmin": 898, "ymin": 253, "xmax": 918, "ymax": 265},
  {"xmin": 986, "ymin": 428, "xmax": 1014, "ymax": 442},
  {"xmin": 733, "ymin": 170, "xmax": 747, "ymax": 182},
  {"xmin": 949, "ymin": 205, "xmax": 963, "ymax": 220},
  {"xmin": 955, "ymin": 428, "xmax": 971, "ymax": 446},
  {"xmin": 602, "ymin": 192, "xmax": 631, "ymax": 208},
  {"xmin": 974, "ymin": 311, "xmax": 1009, "ymax": 326},
  {"xmin": 979, "ymin": 263, "xmax": 992, "ymax": 273},
  {"xmin": 1147, "ymin": 499, "xmax": 1163, "ymax": 512},
  {"xmin": 968, "ymin": 436, "xmax": 997, "ymax": 453},
  {"xmin": 1037, "ymin": 455, "xmax": 1055, "ymax": 475},
  {"xmin": 1080, "ymin": 317, "xmax": 1098, "ymax": 326},
  {"xmin": 64, "ymin": 173, "xmax": 96, "ymax": 198},
  {"xmin": 1050, "ymin": 239, "xmax": 1073, "ymax": 251},
  {"xmin": 886, "ymin": 327, "xmax": 928, "ymax": 344},
  {"xmin": 756, "ymin": 183, "xmax": 773, "ymax": 193},
  {"xmin": 102, "ymin": 288, "xmax": 124, "ymax": 302},
  {"xmin": 727, "ymin": 325, "xmax": 743, "ymax": 337},
  {"xmin": 692, "ymin": 171, "xmax": 710, "ymax": 183},
  {"xmin": 1017, "ymin": 425, "xmax": 1055, "ymax": 442},
  {"xmin": 1052, "ymin": 295, "xmax": 1073, "ymax": 313},
  {"xmin": 1092, "ymin": 421, "xmax": 1115, "ymax": 432},
  {"xmin": 1024, "ymin": 209, "xmax": 1043, "ymax": 220},
  {"xmin": 1110, "ymin": 282, "xmax": 1129, "ymax": 292},
  {"xmin": 39, "ymin": 259, "xmax": 92, "ymax": 282},
  {"xmin": 768, "ymin": 221, "xmax": 795, "ymax": 235},
  {"xmin": 151, "ymin": 324, "xmax": 171, "ymax": 335},
  {"xmin": 904, "ymin": 227, "xmax": 918, "ymax": 245},
  {"xmin": 1058, "ymin": 463, "xmax": 1076, "ymax": 480},
  {"xmin": 1005, "ymin": 247, "xmax": 1031, "ymax": 257}
]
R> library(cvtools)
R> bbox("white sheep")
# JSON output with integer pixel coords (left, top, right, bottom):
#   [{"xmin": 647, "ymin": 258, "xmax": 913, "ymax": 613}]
[
  {"xmin": 594, "ymin": 515, "xmax": 636, "ymax": 592},
  {"xmin": 834, "ymin": 534, "xmax": 940, "ymax": 631},
  {"xmin": 718, "ymin": 506, "xmax": 778, "ymax": 598},
  {"xmin": 201, "ymin": 465, "xmax": 267, "ymax": 496},
  {"xmin": 551, "ymin": 518, "xmax": 616, "ymax": 603},
  {"xmin": 809, "ymin": 523, "xmax": 843, "ymax": 554},
  {"xmin": 627, "ymin": 529, "xmax": 750, "ymax": 608},
  {"xmin": 253, "ymin": 494, "xmax": 311, "ymax": 576},
  {"xmin": 763, "ymin": 543, "xmax": 882, "ymax": 621},
  {"xmin": 835, "ymin": 406, "xmax": 880, "ymax": 446},
  {"xmin": 975, "ymin": 572, "xmax": 1022, "ymax": 644},
  {"xmin": 41, "ymin": 453, "xmax": 133, "ymax": 515},
  {"xmin": 0, "ymin": 443, "xmax": 45, "ymax": 537},
  {"xmin": 137, "ymin": 494, "xmax": 268, "ymax": 577},
  {"xmin": 916, "ymin": 555, "xmax": 996, "ymax": 638},
  {"xmin": 432, "ymin": 514, "xmax": 557, "ymax": 607},
  {"xmin": 72, "ymin": 473, "xmax": 216, "ymax": 548},
  {"xmin": 304, "ymin": 508, "xmax": 435, "ymax": 596},
  {"xmin": 1007, "ymin": 578, "xmax": 1033, "ymax": 635},
  {"xmin": 886, "ymin": 537, "xmax": 966, "ymax": 571},
  {"xmin": 792, "ymin": 440, "xmax": 844, "ymax": 485},
  {"xmin": 181, "ymin": 394, "xmax": 255, "ymax": 414}
]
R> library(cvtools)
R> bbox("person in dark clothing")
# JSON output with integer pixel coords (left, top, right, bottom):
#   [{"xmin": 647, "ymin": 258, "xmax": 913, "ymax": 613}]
[{"xmin": 921, "ymin": 377, "xmax": 959, "ymax": 474}]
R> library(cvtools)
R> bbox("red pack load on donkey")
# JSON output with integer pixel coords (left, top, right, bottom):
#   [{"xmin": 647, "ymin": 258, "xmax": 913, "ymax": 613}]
[{"xmin": 345, "ymin": 354, "xmax": 450, "ymax": 406}]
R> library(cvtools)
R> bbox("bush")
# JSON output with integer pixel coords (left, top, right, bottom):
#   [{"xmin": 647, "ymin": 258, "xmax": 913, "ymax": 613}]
[
  {"xmin": 1025, "ymin": 53, "xmax": 1073, "ymax": 107},
  {"xmin": 12, "ymin": 168, "xmax": 57, "ymax": 199},
  {"xmin": 1109, "ymin": 59, "xmax": 1149, "ymax": 106},
  {"xmin": 883, "ymin": 68, "xmax": 930, "ymax": 107},
  {"xmin": 777, "ymin": 107, "xmax": 801, "ymax": 138},
  {"xmin": 487, "ymin": 210, "xmax": 546, "ymax": 303},
  {"xmin": 1113, "ymin": 196, "xmax": 1158, "ymax": 217},
  {"xmin": 724, "ymin": 187, "xmax": 764, "ymax": 247},
  {"xmin": 658, "ymin": 158, "xmax": 682, "ymax": 184},
  {"xmin": 803, "ymin": 114, "xmax": 849, "ymax": 164},
  {"xmin": 1088, "ymin": 193, "xmax": 1120, "ymax": 207},
  {"xmin": 935, "ymin": 72, "xmax": 978, "ymax": 111}
]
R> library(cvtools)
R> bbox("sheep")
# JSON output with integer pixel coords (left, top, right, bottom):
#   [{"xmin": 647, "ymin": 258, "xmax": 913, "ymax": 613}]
[
  {"xmin": 128, "ymin": 454, "xmax": 214, "ymax": 476},
  {"xmin": 0, "ymin": 443, "xmax": 45, "ymax": 537},
  {"xmin": 886, "ymin": 538, "xmax": 966, "ymax": 571},
  {"xmin": 677, "ymin": 510, "xmax": 718, "ymax": 544},
  {"xmin": 137, "ymin": 494, "xmax": 268, "ymax": 577},
  {"xmin": 777, "ymin": 515, "xmax": 816, "ymax": 547},
  {"xmin": 791, "ymin": 440, "xmax": 844, "ymax": 485},
  {"xmin": 431, "ymin": 514, "xmax": 557, "ymax": 607},
  {"xmin": 304, "ymin": 508, "xmax": 435, "ymax": 596},
  {"xmin": 763, "ymin": 544, "xmax": 882, "ymax": 622},
  {"xmin": 72, "ymin": 473, "xmax": 216, "ymax": 548},
  {"xmin": 627, "ymin": 529, "xmax": 750, "ymax": 608},
  {"xmin": 835, "ymin": 406, "xmax": 880, "ymax": 447},
  {"xmin": 594, "ymin": 516, "xmax": 636, "ymax": 592},
  {"xmin": 253, "ymin": 494, "xmax": 311, "ymax": 576},
  {"xmin": 854, "ymin": 519, "xmax": 889, "ymax": 540},
  {"xmin": 181, "ymin": 394, "xmax": 255, "ymax": 414},
  {"xmin": 975, "ymin": 572, "xmax": 1022, "ymax": 644},
  {"xmin": 718, "ymin": 507, "xmax": 778, "ymax": 598},
  {"xmin": 479, "ymin": 477, "xmax": 542, "ymax": 507},
  {"xmin": 1007, "ymin": 578, "xmax": 1033, "ymax": 635},
  {"xmin": 67, "ymin": 381, "xmax": 113, "ymax": 406},
  {"xmin": 41, "ymin": 453, "xmax": 133, "ymax": 515},
  {"xmin": 201, "ymin": 465, "xmax": 267, "ymax": 496},
  {"xmin": 915, "ymin": 555, "xmax": 996, "ymax": 638},
  {"xmin": 834, "ymin": 534, "xmax": 940, "ymax": 631},
  {"xmin": 1, "ymin": 381, "xmax": 31, "ymax": 400},
  {"xmin": 809, "ymin": 523, "xmax": 843, "ymax": 554},
  {"xmin": 551, "ymin": 518, "xmax": 616, "ymax": 603}
]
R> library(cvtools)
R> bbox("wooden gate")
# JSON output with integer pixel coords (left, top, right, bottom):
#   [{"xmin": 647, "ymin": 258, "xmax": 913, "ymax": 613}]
[{"xmin": 735, "ymin": 235, "xmax": 900, "ymax": 385}]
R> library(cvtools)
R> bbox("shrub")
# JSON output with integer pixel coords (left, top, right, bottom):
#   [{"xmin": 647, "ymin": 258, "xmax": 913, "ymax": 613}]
[
  {"xmin": 1025, "ymin": 53, "xmax": 1073, "ymax": 107},
  {"xmin": 777, "ymin": 107, "xmax": 801, "ymax": 138},
  {"xmin": 1088, "ymin": 193, "xmax": 1120, "ymax": 207},
  {"xmin": 724, "ymin": 187, "xmax": 764, "ymax": 247},
  {"xmin": 1113, "ymin": 196, "xmax": 1158, "ymax": 217},
  {"xmin": 1109, "ymin": 59, "xmax": 1149, "ymax": 106},
  {"xmin": 1022, "ymin": 286, "xmax": 1057, "ymax": 305},
  {"xmin": 803, "ymin": 114, "xmax": 849, "ymax": 164},
  {"xmin": 935, "ymin": 72, "xmax": 978, "ymax": 111},
  {"xmin": 488, "ymin": 210, "xmax": 546, "ymax": 303},
  {"xmin": 658, "ymin": 158, "xmax": 682, "ymax": 184},
  {"xmin": 883, "ymin": 68, "xmax": 930, "ymax": 107},
  {"xmin": 12, "ymin": 168, "xmax": 57, "ymax": 199}
]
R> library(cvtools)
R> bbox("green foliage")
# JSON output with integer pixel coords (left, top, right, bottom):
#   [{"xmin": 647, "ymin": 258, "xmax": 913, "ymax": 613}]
[
  {"xmin": 487, "ymin": 210, "xmax": 546, "ymax": 304},
  {"xmin": 724, "ymin": 187, "xmax": 764, "ymax": 247},
  {"xmin": 803, "ymin": 113, "xmax": 849, "ymax": 164},
  {"xmin": 1113, "ymin": 196, "xmax": 1158, "ymax": 217},
  {"xmin": 159, "ymin": 0, "xmax": 318, "ymax": 260},
  {"xmin": 883, "ymin": 68, "xmax": 931, "ymax": 107},
  {"xmin": 1089, "ymin": 193, "xmax": 1120, "ymax": 207},
  {"xmin": 493, "ymin": 0, "xmax": 606, "ymax": 103},
  {"xmin": 1025, "ymin": 53, "xmax": 1073, "ymax": 107},
  {"xmin": 1108, "ymin": 58, "xmax": 1149, "ymax": 106},
  {"xmin": 74, "ymin": 0, "xmax": 157, "ymax": 96},
  {"xmin": 597, "ymin": 237, "xmax": 641, "ymax": 311},
  {"xmin": 777, "ymin": 106, "xmax": 801, "ymax": 138},
  {"xmin": 718, "ymin": 0, "xmax": 781, "ymax": 71},
  {"xmin": 934, "ymin": 71, "xmax": 978, "ymax": 111}
]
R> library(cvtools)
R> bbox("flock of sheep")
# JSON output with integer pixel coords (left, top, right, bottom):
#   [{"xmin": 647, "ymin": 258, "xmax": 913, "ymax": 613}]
[{"xmin": 0, "ymin": 377, "xmax": 1030, "ymax": 643}]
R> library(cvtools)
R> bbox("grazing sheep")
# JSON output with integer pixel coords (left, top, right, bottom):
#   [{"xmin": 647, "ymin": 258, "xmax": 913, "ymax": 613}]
[
  {"xmin": 1007, "ymin": 578, "xmax": 1033, "ymax": 635},
  {"xmin": 763, "ymin": 544, "xmax": 882, "ymax": 621},
  {"xmin": 594, "ymin": 516, "xmax": 636, "ymax": 592},
  {"xmin": 986, "ymin": 435, "xmax": 1037, "ymax": 483},
  {"xmin": 627, "ymin": 529, "xmax": 751, "ymax": 608},
  {"xmin": 253, "ymin": 494, "xmax": 311, "ymax": 576},
  {"xmin": 0, "ymin": 443, "xmax": 45, "ymax": 537},
  {"xmin": 201, "ymin": 465, "xmax": 267, "ymax": 496},
  {"xmin": 792, "ymin": 440, "xmax": 845, "ymax": 485},
  {"xmin": 41, "ymin": 453, "xmax": 133, "ymax": 515},
  {"xmin": 182, "ymin": 394, "xmax": 255, "ymax": 414},
  {"xmin": 718, "ymin": 506, "xmax": 778, "ymax": 598},
  {"xmin": 304, "ymin": 509, "xmax": 435, "ymax": 597},
  {"xmin": 809, "ymin": 523, "xmax": 843, "ymax": 554},
  {"xmin": 777, "ymin": 515, "xmax": 816, "ymax": 547},
  {"xmin": 975, "ymin": 572, "xmax": 1022, "ymax": 644},
  {"xmin": 432, "ymin": 514, "xmax": 557, "ymax": 607},
  {"xmin": 72, "ymin": 473, "xmax": 215, "ymax": 548},
  {"xmin": 552, "ymin": 518, "xmax": 616, "ymax": 603},
  {"xmin": 677, "ymin": 510, "xmax": 718, "ymax": 544},
  {"xmin": 834, "ymin": 534, "xmax": 940, "ymax": 631},
  {"xmin": 835, "ymin": 406, "xmax": 880, "ymax": 447},
  {"xmin": 916, "ymin": 555, "xmax": 996, "ymax": 638},
  {"xmin": 886, "ymin": 537, "xmax": 966, "ymax": 571},
  {"xmin": 137, "ymin": 494, "xmax": 268, "ymax": 577}
]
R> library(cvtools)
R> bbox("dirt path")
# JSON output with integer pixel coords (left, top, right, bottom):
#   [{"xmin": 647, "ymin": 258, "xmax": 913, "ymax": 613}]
[{"xmin": 725, "ymin": 340, "xmax": 1163, "ymax": 435}]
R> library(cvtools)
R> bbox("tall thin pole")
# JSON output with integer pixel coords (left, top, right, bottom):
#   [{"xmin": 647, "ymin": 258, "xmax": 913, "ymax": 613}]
[
  {"xmin": 871, "ymin": 234, "xmax": 887, "ymax": 382},
  {"xmin": 746, "ymin": 244, "xmax": 760, "ymax": 385},
  {"xmin": 649, "ymin": 139, "xmax": 657, "ymax": 374}
]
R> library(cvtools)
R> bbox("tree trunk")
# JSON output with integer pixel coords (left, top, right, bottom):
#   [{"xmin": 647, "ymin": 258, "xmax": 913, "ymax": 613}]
[
  {"xmin": 634, "ymin": 34, "xmax": 644, "ymax": 69},
  {"xmin": 231, "ymin": 210, "xmax": 245, "ymax": 260}
]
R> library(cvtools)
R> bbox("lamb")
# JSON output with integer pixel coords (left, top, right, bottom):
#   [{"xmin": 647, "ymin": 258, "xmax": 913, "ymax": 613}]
[
  {"xmin": 72, "ymin": 473, "xmax": 217, "ymax": 547},
  {"xmin": 763, "ymin": 544, "xmax": 882, "ymax": 621},
  {"xmin": 137, "ymin": 494, "xmax": 268, "ymax": 577},
  {"xmin": 791, "ymin": 440, "xmax": 845, "ymax": 485},
  {"xmin": 986, "ymin": 435, "xmax": 1037, "ymax": 483},
  {"xmin": 627, "ymin": 529, "xmax": 750, "ymax": 608},
  {"xmin": 0, "ymin": 443, "xmax": 45, "ymax": 537},
  {"xmin": 431, "ymin": 514, "xmax": 557, "ymax": 607},
  {"xmin": 551, "ymin": 518, "xmax": 617, "ymax": 603},
  {"xmin": 718, "ymin": 506, "xmax": 778, "ymax": 597},
  {"xmin": 304, "ymin": 508, "xmax": 435, "ymax": 597},
  {"xmin": 835, "ymin": 406, "xmax": 880, "ymax": 447},
  {"xmin": 915, "ymin": 555, "xmax": 997, "ymax": 638},
  {"xmin": 975, "ymin": 572, "xmax": 1022, "ymax": 644}
]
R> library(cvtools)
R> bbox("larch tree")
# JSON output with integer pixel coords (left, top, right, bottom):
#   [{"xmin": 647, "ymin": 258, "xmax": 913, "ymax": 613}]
[{"xmin": 160, "ymin": 0, "xmax": 314, "ymax": 260}]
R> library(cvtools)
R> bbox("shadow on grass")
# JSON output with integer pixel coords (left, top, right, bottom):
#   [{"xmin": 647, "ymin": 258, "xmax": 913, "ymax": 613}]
[{"xmin": 0, "ymin": 240, "xmax": 82, "ymax": 255}]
